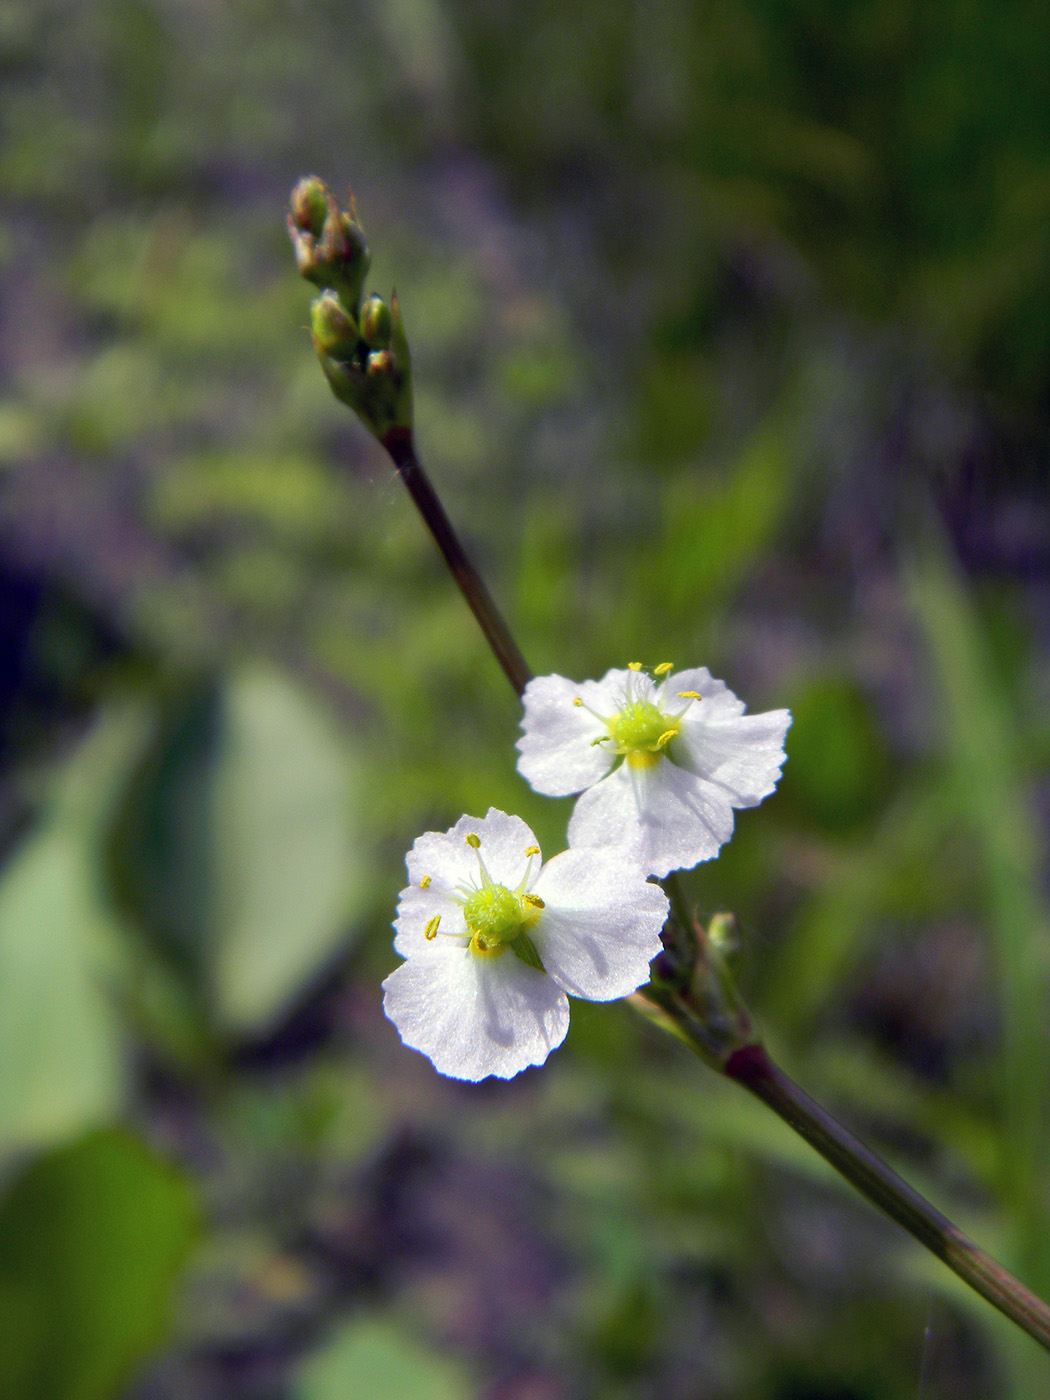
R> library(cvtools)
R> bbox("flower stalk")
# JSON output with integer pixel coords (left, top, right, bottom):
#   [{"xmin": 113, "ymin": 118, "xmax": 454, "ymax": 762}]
[
  {"xmin": 380, "ymin": 426, "xmax": 532, "ymax": 698},
  {"xmin": 288, "ymin": 175, "xmax": 1050, "ymax": 1353},
  {"xmin": 722, "ymin": 1041, "xmax": 1050, "ymax": 1350}
]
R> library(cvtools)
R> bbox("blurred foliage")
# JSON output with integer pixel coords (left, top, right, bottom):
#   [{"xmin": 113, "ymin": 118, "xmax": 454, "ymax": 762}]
[
  {"xmin": 0, "ymin": 0, "xmax": 1049, "ymax": 1397},
  {"xmin": 0, "ymin": 1129, "xmax": 197, "ymax": 1400}
]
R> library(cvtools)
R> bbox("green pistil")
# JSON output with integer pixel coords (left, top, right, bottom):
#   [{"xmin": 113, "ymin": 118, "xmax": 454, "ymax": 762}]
[
  {"xmin": 462, "ymin": 882, "xmax": 547, "ymax": 969},
  {"xmin": 609, "ymin": 701, "xmax": 679, "ymax": 765},
  {"xmin": 464, "ymin": 884, "xmax": 523, "ymax": 948}
]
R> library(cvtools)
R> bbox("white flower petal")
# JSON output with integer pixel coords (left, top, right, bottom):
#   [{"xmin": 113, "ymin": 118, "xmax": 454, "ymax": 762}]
[
  {"xmin": 393, "ymin": 882, "xmax": 466, "ymax": 957},
  {"xmin": 382, "ymin": 944, "xmax": 569, "ymax": 1081},
  {"xmin": 666, "ymin": 667, "xmax": 745, "ymax": 717},
  {"xmin": 567, "ymin": 758, "xmax": 734, "ymax": 877},
  {"xmin": 672, "ymin": 707, "xmax": 791, "ymax": 807},
  {"xmin": 516, "ymin": 673, "xmax": 617, "ymax": 795},
  {"xmin": 404, "ymin": 827, "xmax": 478, "ymax": 895},
  {"xmin": 454, "ymin": 807, "xmax": 540, "ymax": 881},
  {"xmin": 532, "ymin": 849, "xmax": 668, "ymax": 999}
]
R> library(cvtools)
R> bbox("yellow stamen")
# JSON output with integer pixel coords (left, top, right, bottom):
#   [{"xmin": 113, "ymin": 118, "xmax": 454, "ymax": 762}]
[
  {"xmin": 523, "ymin": 893, "xmax": 545, "ymax": 909},
  {"xmin": 419, "ymin": 875, "xmax": 431, "ymax": 889},
  {"xmin": 628, "ymin": 661, "xmax": 643, "ymax": 671},
  {"xmin": 677, "ymin": 690, "xmax": 702, "ymax": 700},
  {"xmin": 465, "ymin": 833, "xmax": 480, "ymax": 849},
  {"xmin": 469, "ymin": 934, "xmax": 505, "ymax": 958},
  {"xmin": 524, "ymin": 845, "xmax": 540, "ymax": 857},
  {"xmin": 654, "ymin": 662, "xmax": 673, "ymax": 675},
  {"xmin": 573, "ymin": 696, "xmax": 583, "ymax": 706},
  {"xmin": 424, "ymin": 916, "xmax": 441, "ymax": 940},
  {"xmin": 656, "ymin": 729, "xmax": 677, "ymax": 748}
]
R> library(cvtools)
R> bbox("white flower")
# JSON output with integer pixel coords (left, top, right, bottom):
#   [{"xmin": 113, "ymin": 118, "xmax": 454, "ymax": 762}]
[
  {"xmin": 382, "ymin": 807, "xmax": 669, "ymax": 1081},
  {"xmin": 516, "ymin": 663, "xmax": 791, "ymax": 878}
]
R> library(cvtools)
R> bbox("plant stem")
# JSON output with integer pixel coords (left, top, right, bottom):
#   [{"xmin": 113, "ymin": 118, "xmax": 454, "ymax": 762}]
[
  {"xmin": 722, "ymin": 1040, "xmax": 1050, "ymax": 1352},
  {"xmin": 376, "ymin": 421, "xmax": 1050, "ymax": 1353},
  {"xmin": 381, "ymin": 427, "xmax": 533, "ymax": 697}
]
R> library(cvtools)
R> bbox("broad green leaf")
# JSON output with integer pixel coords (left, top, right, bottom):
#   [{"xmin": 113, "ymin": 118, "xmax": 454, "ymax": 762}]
[
  {"xmin": 113, "ymin": 666, "xmax": 370, "ymax": 1036},
  {"xmin": 295, "ymin": 1316, "xmax": 473, "ymax": 1400},
  {"xmin": 0, "ymin": 1128, "xmax": 198, "ymax": 1400}
]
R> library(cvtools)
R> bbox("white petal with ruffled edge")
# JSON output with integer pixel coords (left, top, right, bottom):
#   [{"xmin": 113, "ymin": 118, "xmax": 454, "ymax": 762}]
[
  {"xmin": 567, "ymin": 755, "xmax": 736, "ymax": 879},
  {"xmin": 672, "ymin": 712, "xmax": 791, "ymax": 807},
  {"xmin": 515, "ymin": 672, "xmax": 620, "ymax": 795},
  {"xmin": 382, "ymin": 943, "xmax": 569, "ymax": 1081},
  {"xmin": 531, "ymin": 848, "xmax": 668, "ymax": 999}
]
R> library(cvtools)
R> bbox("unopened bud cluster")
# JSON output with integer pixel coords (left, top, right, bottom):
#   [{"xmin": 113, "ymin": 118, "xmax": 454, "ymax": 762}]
[{"xmin": 288, "ymin": 176, "xmax": 412, "ymax": 441}]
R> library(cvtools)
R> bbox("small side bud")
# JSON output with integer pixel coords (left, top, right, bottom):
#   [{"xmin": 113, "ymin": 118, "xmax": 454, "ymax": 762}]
[
  {"xmin": 366, "ymin": 347, "xmax": 393, "ymax": 377},
  {"xmin": 707, "ymin": 912, "xmax": 739, "ymax": 956},
  {"xmin": 359, "ymin": 294, "xmax": 392, "ymax": 348}
]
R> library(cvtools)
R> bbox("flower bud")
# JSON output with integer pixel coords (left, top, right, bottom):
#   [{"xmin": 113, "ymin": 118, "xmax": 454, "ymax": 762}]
[
  {"xmin": 359, "ymin": 294, "xmax": 392, "ymax": 348},
  {"xmin": 310, "ymin": 290, "xmax": 359, "ymax": 359},
  {"xmin": 288, "ymin": 175, "xmax": 329, "ymax": 237},
  {"xmin": 366, "ymin": 347, "xmax": 394, "ymax": 379}
]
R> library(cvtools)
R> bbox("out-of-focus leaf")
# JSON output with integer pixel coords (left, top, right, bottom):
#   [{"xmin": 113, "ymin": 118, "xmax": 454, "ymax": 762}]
[
  {"xmin": 633, "ymin": 418, "xmax": 794, "ymax": 628},
  {"xmin": 764, "ymin": 784, "xmax": 953, "ymax": 1029},
  {"xmin": 0, "ymin": 1128, "xmax": 198, "ymax": 1400},
  {"xmin": 909, "ymin": 531, "xmax": 1050, "ymax": 1297},
  {"xmin": 777, "ymin": 676, "xmax": 892, "ymax": 833},
  {"xmin": 0, "ymin": 830, "xmax": 126, "ymax": 1157},
  {"xmin": 295, "ymin": 1316, "xmax": 473, "ymax": 1400},
  {"xmin": 113, "ymin": 666, "xmax": 370, "ymax": 1036},
  {"xmin": 0, "ymin": 703, "xmax": 154, "ymax": 1156}
]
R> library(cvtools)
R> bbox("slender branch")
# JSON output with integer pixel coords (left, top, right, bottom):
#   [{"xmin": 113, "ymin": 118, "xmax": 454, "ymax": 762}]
[
  {"xmin": 381, "ymin": 427, "xmax": 533, "ymax": 698},
  {"xmin": 722, "ymin": 1041, "xmax": 1050, "ymax": 1352}
]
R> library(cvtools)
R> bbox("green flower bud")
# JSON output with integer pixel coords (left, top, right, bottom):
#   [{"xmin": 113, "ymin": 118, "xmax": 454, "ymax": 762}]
[
  {"xmin": 310, "ymin": 290, "xmax": 359, "ymax": 359},
  {"xmin": 289, "ymin": 175, "xmax": 329, "ymax": 237},
  {"xmin": 366, "ymin": 347, "xmax": 394, "ymax": 379},
  {"xmin": 359, "ymin": 294, "xmax": 392, "ymax": 348}
]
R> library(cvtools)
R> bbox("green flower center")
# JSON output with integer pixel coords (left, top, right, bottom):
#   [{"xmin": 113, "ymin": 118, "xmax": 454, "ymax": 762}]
[
  {"xmin": 610, "ymin": 701, "xmax": 666, "ymax": 749},
  {"xmin": 463, "ymin": 884, "xmax": 524, "ymax": 950},
  {"xmin": 608, "ymin": 700, "xmax": 680, "ymax": 768}
]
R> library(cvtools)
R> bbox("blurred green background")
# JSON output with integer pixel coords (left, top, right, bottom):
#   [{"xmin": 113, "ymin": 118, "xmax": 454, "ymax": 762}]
[{"xmin": 1, "ymin": 0, "xmax": 1049, "ymax": 1396}]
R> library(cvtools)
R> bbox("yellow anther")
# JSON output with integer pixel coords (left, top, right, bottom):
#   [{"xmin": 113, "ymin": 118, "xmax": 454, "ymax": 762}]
[
  {"xmin": 657, "ymin": 729, "xmax": 677, "ymax": 748},
  {"xmin": 677, "ymin": 690, "xmax": 701, "ymax": 700},
  {"xmin": 524, "ymin": 845, "xmax": 540, "ymax": 857},
  {"xmin": 465, "ymin": 833, "xmax": 481, "ymax": 849},
  {"xmin": 523, "ymin": 893, "xmax": 545, "ymax": 910},
  {"xmin": 572, "ymin": 696, "xmax": 583, "ymax": 706},
  {"xmin": 628, "ymin": 661, "xmax": 643, "ymax": 671},
  {"xmin": 424, "ymin": 916, "xmax": 441, "ymax": 940},
  {"xmin": 654, "ymin": 662, "xmax": 673, "ymax": 675},
  {"xmin": 419, "ymin": 875, "xmax": 431, "ymax": 888}
]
